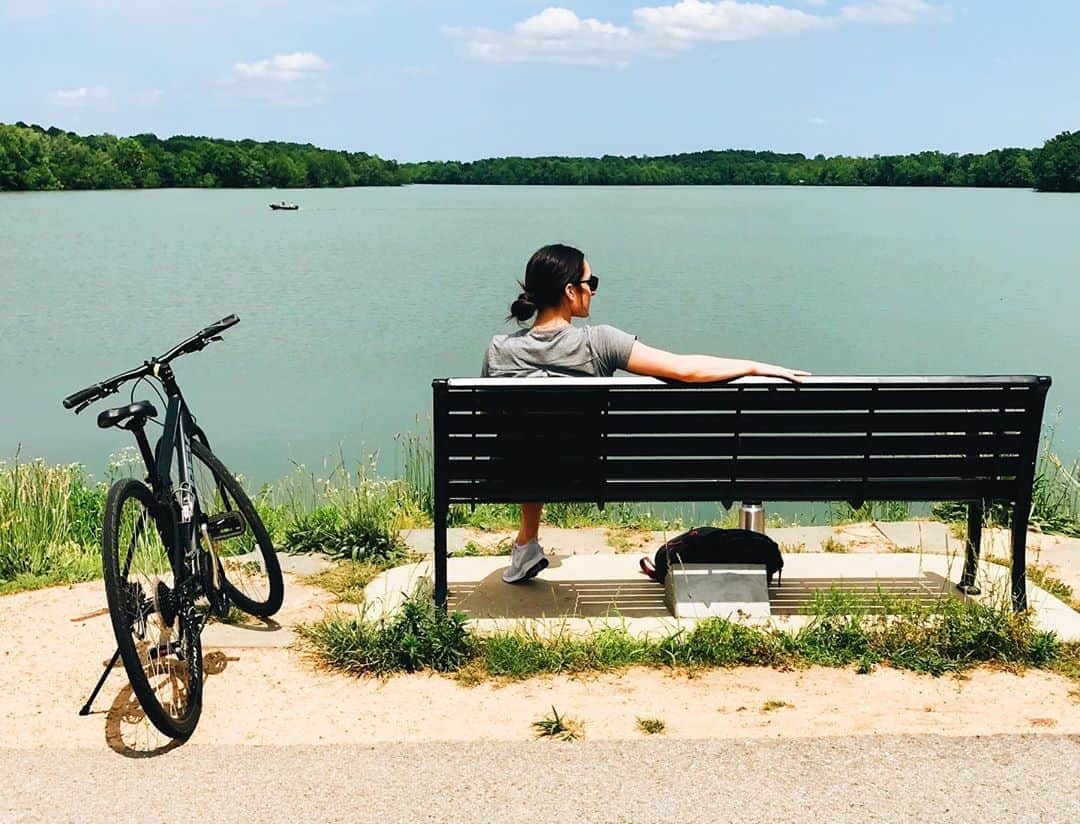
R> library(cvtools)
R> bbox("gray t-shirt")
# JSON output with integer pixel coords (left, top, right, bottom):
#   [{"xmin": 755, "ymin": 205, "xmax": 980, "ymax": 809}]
[{"xmin": 482, "ymin": 324, "xmax": 637, "ymax": 378}]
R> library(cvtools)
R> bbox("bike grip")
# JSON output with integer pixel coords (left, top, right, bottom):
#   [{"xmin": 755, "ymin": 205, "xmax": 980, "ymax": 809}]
[
  {"xmin": 63, "ymin": 383, "xmax": 102, "ymax": 409},
  {"xmin": 202, "ymin": 314, "xmax": 239, "ymax": 338}
]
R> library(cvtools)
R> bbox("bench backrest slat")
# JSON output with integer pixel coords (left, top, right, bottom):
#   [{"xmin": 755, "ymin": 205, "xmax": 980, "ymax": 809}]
[{"xmin": 434, "ymin": 376, "xmax": 1050, "ymax": 506}]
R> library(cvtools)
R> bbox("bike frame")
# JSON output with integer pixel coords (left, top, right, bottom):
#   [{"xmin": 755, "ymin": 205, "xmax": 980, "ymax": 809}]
[
  {"xmin": 66, "ymin": 314, "xmax": 239, "ymax": 720},
  {"xmin": 125, "ymin": 365, "xmax": 220, "ymax": 606}
]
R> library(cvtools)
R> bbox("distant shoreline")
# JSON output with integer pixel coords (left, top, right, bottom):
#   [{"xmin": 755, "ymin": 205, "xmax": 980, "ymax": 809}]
[{"xmin": 2, "ymin": 122, "xmax": 1078, "ymax": 193}]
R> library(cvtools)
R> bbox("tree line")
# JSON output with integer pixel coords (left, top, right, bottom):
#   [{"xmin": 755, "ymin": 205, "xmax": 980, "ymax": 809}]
[
  {"xmin": 402, "ymin": 131, "xmax": 1079, "ymax": 192},
  {"xmin": 1, "ymin": 121, "xmax": 1077, "ymax": 192},
  {"xmin": 0, "ymin": 123, "xmax": 400, "ymax": 190}
]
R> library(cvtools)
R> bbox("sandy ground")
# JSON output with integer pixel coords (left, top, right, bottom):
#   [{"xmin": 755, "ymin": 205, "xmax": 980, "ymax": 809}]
[{"xmin": 1, "ymin": 570, "xmax": 1077, "ymax": 757}]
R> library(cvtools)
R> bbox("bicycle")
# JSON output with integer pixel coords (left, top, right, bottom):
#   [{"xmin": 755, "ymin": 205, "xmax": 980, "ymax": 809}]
[{"xmin": 63, "ymin": 315, "xmax": 284, "ymax": 740}]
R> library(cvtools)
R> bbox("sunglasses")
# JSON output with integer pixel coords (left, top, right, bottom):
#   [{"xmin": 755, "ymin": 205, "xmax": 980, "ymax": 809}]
[{"xmin": 576, "ymin": 275, "xmax": 599, "ymax": 292}]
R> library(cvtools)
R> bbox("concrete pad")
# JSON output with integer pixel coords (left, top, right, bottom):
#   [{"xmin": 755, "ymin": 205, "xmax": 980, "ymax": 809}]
[
  {"xmin": 401, "ymin": 527, "xmax": 473, "ymax": 555},
  {"xmin": 872, "ymin": 520, "xmax": 954, "ymax": 552},
  {"xmin": 361, "ymin": 549, "xmax": 1080, "ymax": 642},
  {"xmin": 277, "ymin": 552, "xmax": 335, "ymax": 576},
  {"xmin": 532, "ymin": 527, "xmax": 621, "ymax": 555},
  {"xmin": 664, "ymin": 564, "xmax": 771, "ymax": 619},
  {"xmin": 767, "ymin": 526, "xmax": 838, "ymax": 551}
]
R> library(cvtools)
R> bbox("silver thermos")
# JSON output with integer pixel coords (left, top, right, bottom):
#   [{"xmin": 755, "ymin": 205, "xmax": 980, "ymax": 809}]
[{"xmin": 739, "ymin": 501, "xmax": 765, "ymax": 533}]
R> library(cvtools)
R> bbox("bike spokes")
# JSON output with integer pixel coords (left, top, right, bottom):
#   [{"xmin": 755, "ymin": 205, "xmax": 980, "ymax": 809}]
[{"xmin": 103, "ymin": 481, "xmax": 202, "ymax": 738}]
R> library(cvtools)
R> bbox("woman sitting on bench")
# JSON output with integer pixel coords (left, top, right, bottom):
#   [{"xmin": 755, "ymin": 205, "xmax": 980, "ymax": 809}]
[{"xmin": 482, "ymin": 243, "xmax": 809, "ymax": 584}]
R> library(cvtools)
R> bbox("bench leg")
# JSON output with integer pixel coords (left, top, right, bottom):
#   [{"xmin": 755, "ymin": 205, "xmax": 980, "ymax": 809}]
[
  {"xmin": 434, "ymin": 504, "xmax": 448, "ymax": 611},
  {"xmin": 1011, "ymin": 498, "xmax": 1031, "ymax": 612},
  {"xmin": 957, "ymin": 500, "xmax": 983, "ymax": 595}
]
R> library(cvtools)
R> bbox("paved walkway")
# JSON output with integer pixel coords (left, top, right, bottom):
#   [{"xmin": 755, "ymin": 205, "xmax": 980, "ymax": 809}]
[{"xmin": 5, "ymin": 736, "xmax": 1079, "ymax": 823}]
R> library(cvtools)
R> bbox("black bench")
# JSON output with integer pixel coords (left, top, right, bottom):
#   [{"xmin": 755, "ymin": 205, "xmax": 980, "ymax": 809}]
[{"xmin": 432, "ymin": 375, "xmax": 1051, "ymax": 612}]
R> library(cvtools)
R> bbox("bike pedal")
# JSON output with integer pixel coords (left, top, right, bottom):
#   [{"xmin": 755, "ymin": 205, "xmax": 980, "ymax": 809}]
[{"xmin": 206, "ymin": 511, "xmax": 246, "ymax": 540}]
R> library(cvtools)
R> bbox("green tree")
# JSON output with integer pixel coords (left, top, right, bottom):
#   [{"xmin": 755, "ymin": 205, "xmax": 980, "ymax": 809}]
[{"xmin": 1034, "ymin": 131, "xmax": 1080, "ymax": 192}]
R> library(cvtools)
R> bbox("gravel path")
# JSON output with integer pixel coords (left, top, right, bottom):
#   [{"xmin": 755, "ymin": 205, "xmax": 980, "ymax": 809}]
[{"xmin": 5, "ymin": 735, "xmax": 1079, "ymax": 823}]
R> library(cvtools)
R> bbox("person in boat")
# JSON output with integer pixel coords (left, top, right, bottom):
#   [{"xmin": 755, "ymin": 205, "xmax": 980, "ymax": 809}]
[{"xmin": 481, "ymin": 243, "xmax": 810, "ymax": 584}]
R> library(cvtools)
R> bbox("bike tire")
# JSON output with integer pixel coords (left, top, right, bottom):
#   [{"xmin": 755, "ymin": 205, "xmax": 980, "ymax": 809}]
[
  {"xmin": 190, "ymin": 441, "xmax": 284, "ymax": 618},
  {"xmin": 102, "ymin": 478, "xmax": 203, "ymax": 740}
]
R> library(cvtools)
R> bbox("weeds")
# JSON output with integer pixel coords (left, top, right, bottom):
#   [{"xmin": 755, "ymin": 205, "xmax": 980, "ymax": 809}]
[
  {"xmin": 0, "ymin": 455, "xmax": 103, "ymax": 590},
  {"xmin": 829, "ymin": 500, "xmax": 910, "ymax": 524},
  {"xmin": 277, "ymin": 454, "xmax": 422, "ymax": 562},
  {"xmin": 796, "ymin": 588, "xmax": 1059, "ymax": 676},
  {"xmin": 985, "ymin": 555, "xmax": 1077, "ymax": 609},
  {"xmin": 532, "ymin": 706, "xmax": 584, "ymax": 741},
  {"xmin": 456, "ymin": 539, "xmax": 513, "ymax": 557},
  {"xmin": 295, "ymin": 593, "xmax": 473, "ymax": 676},
  {"xmin": 636, "ymin": 717, "xmax": 666, "ymax": 735},
  {"xmin": 932, "ymin": 431, "xmax": 1080, "ymax": 538},
  {"xmin": 298, "ymin": 588, "xmax": 1064, "ymax": 682},
  {"xmin": 821, "ymin": 537, "xmax": 849, "ymax": 553},
  {"xmin": 305, "ymin": 558, "xmax": 402, "ymax": 604}
]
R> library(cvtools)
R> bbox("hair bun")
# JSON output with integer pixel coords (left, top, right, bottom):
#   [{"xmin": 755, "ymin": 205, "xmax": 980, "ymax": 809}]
[{"xmin": 509, "ymin": 291, "xmax": 537, "ymax": 322}]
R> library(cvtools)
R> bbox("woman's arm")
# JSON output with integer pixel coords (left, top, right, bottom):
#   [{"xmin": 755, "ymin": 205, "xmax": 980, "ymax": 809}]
[{"xmin": 625, "ymin": 341, "xmax": 810, "ymax": 383}]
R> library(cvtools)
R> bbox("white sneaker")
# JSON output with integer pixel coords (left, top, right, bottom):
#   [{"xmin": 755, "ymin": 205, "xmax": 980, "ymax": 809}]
[{"xmin": 502, "ymin": 539, "xmax": 549, "ymax": 584}]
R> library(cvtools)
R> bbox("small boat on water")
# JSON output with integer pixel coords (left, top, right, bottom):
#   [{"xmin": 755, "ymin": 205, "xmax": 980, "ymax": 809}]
[{"xmin": 270, "ymin": 201, "xmax": 299, "ymax": 211}]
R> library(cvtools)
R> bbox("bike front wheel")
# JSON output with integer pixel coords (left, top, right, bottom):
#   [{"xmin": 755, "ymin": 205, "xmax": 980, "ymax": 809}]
[
  {"xmin": 102, "ymin": 478, "xmax": 203, "ymax": 740},
  {"xmin": 190, "ymin": 441, "xmax": 284, "ymax": 618}
]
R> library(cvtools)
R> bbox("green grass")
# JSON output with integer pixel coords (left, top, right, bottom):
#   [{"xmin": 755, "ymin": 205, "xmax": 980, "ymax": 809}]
[
  {"xmin": 304, "ymin": 558, "xmax": 405, "ymax": 604},
  {"xmin": 295, "ymin": 590, "xmax": 474, "ymax": 676},
  {"xmin": 275, "ymin": 455, "xmax": 423, "ymax": 562},
  {"xmin": 297, "ymin": 586, "xmax": 1065, "ymax": 683},
  {"xmin": 456, "ymin": 539, "xmax": 513, "ymax": 557},
  {"xmin": 828, "ymin": 500, "xmax": 911, "ymax": 524},
  {"xmin": 4, "ymin": 417, "xmax": 1080, "ymax": 597},
  {"xmin": 0, "ymin": 456, "xmax": 105, "ymax": 592},
  {"xmin": 532, "ymin": 706, "xmax": 584, "ymax": 741},
  {"xmin": 636, "ymin": 716, "xmax": 666, "ymax": 735},
  {"xmin": 821, "ymin": 537, "xmax": 849, "ymax": 553},
  {"xmin": 985, "ymin": 555, "xmax": 1078, "ymax": 611},
  {"xmin": 932, "ymin": 431, "xmax": 1080, "ymax": 538}
]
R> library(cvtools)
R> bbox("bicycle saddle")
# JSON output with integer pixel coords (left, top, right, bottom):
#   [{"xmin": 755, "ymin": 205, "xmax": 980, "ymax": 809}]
[{"xmin": 97, "ymin": 400, "xmax": 159, "ymax": 430}]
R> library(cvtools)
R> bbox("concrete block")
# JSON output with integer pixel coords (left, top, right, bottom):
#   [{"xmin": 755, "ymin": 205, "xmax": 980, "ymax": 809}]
[{"xmin": 664, "ymin": 563, "xmax": 772, "ymax": 619}]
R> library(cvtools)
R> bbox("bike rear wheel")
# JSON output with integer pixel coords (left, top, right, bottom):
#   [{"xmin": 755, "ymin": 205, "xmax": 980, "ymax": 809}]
[
  {"xmin": 190, "ymin": 441, "xmax": 284, "ymax": 618},
  {"xmin": 102, "ymin": 478, "xmax": 203, "ymax": 740}
]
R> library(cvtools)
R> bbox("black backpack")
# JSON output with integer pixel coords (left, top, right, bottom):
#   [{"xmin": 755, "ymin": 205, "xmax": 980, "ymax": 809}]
[{"xmin": 639, "ymin": 527, "xmax": 784, "ymax": 585}]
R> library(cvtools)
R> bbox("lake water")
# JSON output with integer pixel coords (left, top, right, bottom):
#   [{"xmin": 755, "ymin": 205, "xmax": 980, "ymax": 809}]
[{"xmin": 2, "ymin": 185, "xmax": 1078, "ymax": 502}]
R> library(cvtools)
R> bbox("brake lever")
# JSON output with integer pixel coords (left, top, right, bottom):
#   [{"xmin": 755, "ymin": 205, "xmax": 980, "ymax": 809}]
[{"xmin": 75, "ymin": 385, "xmax": 118, "ymax": 414}]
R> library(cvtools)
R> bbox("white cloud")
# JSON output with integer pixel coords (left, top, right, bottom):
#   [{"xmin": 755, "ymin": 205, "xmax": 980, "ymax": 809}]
[
  {"xmin": 233, "ymin": 51, "xmax": 329, "ymax": 82},
  {"xmin": 839, "ymin": 0, "xmax": 948, "ymax": 24},
  {"xmin": 45, "ymin": 84, "xmax": 164, "ymax": 109},
  {"xmin": 47, "ymin": 86, "xmax": 110, "ymax": 106},
  {"xmin": 444, "ymin": 8, "xmax": 639, "ymax": 68},
  {"xmin": 633, "ymin": 0, "xmax": 829, "ymax": 44},
  {"xmin": 445, "ymin": 1, "xmax": 949, "ymax": 68},
  {"xmin": 514, "ymin": 6, "xmax": 628, "ymax": 39},
  {"xmin": 809, "ymin": 115, "xmax": 827, "ymax": 125},
  {"xmin": 227, "ymin": 51, "xmax": 330, "ymax": 106}
]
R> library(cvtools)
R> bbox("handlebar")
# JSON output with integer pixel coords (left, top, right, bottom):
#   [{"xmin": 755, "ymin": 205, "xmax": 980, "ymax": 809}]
[
  {"xmin": 62, "ymin": 314, "xmax": 240, "ymax": 412},
  {"xmin": 63, "ymin": 383, "xmax": 107, "ymax": 409}
]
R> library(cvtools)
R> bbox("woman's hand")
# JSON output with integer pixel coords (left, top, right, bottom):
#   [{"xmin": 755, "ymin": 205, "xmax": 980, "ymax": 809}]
[{"xmin": 749, "ymin": 362, "xmax": 812, "ymax": 383}]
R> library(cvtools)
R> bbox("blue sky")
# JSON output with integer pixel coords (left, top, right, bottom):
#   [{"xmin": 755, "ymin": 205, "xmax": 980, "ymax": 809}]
[{"xmin": 1, "ymin": 1, "xmax": 1076, "ymax": 161}]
